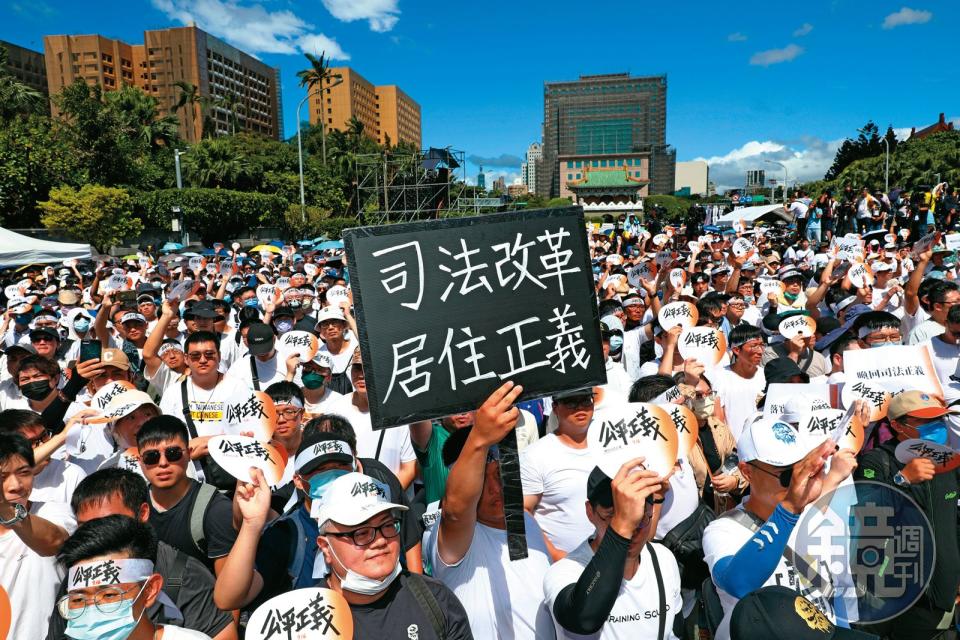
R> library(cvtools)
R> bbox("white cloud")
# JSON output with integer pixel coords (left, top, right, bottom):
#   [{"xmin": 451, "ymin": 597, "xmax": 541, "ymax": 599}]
[
  {"xmin": 692, "ymin": 137, "xmax": 843, "ymax": 191},
  {"xmin": 749, "ymin": 44, "xmax": 804, "ymax": 66},
  {"xmin": 727, "ymin": 32, "xmax": 747, "ymax": 42},
  {"xmin": 152, "ymin": 0, "xmax": 349, "ymax": 58},
  {"xmin": 882, "ymin": 7, "xmax": 932, "ymax": 29},
  {"xmin": 793, "ymin": 23, "xmax": 814, "ymax": 37},
  {"xmin": 321, "ymin": 0, "xmax": 400, "ymax": 32}
]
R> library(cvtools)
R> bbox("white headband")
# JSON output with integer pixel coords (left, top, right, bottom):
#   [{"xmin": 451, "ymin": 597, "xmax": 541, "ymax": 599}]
[
  {"xmin": 69, "ymin": 559, "xmax": 154, "ymax": 589},
  {"xmin": 294, "ymin": 439, "xmax": 353, "ymax": 473}
]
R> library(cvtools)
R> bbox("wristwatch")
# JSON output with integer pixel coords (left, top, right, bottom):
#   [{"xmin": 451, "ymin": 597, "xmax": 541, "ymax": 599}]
[
  {"xmin": 893, "ymin": 472, "xmax": 910, "ymax": 487},
  {"xmin": 0, "ymin": 503, "xmax": 27, "ymax": 527}
]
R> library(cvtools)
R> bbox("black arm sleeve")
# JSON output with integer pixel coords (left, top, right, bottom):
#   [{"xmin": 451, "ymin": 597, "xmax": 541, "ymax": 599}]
[
  {"xmin": 42, "ymin": 369, "xmax": 88, "ymax": 434},
  {"xmin": 552, "ymin": 528, "xmax": 630, "ymax": 635}
]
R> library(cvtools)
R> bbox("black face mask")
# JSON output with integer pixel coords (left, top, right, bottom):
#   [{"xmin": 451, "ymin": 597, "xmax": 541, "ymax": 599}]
[{"xmin": 20, "ymin": 380, "xmax": 52, "ymax": 401}]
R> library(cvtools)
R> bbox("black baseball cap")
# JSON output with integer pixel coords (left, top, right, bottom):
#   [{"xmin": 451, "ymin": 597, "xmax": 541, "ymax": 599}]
[
  {"xmin": 691, "ymin": 273, "xmax": 710, "ymax": 284},
  {"xmin": 295, "ymin": 431, "xmax": 354, "ymax": 476},
  {"xmin": 586, "ymin": 466, "xmax": 613, "ymax": 508},
  {"xmin": 29, "ymin": 326, "xmax": 59, "ymax": 342},
  {"xmin": 730, "ymin": 586, "xmax": 877, "ymax": 640},
  {"xmin": 246, "ymin": 322, "xmax": 275, "ymax": 356},
  {"xmin": 185, "ymin": 301, "xmax": 218, "ymax": 319}
]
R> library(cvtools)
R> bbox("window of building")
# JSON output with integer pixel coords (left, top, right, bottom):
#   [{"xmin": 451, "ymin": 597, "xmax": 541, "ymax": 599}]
[
  {"xmin": 592, "ymin": 160, "xmax": 599, "ymax": 167},
  {"xmin": 567, "ymin": 174, "xmax": 573, "ymax": 180},
  {"xmin": 576, "ymin": 173, "xmax": 581, "ymax": 179},
  {"xmin": 575, "ymin": 161, "xmax": 582, "ymax": 168},
  {"xmin": 566, "ymin": 161, "xmax": 573, "ymax": 168},
  {"xmin": 600, "ymin": 160, "xmax": 607, "ymax": 167}
]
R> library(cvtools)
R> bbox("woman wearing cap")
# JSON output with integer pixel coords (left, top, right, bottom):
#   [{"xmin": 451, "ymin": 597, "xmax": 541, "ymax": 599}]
[
  {"xmin": 295, "ymin": 352, "xmax": 345, "ymax": 418},
  {"xmin": 314, "ymin": 303, "xmax": 359, "ymax": 395}
]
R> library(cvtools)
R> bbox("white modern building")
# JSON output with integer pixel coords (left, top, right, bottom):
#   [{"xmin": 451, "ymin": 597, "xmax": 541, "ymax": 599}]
[{"xmin": 521, "ymin": 141, "xmax": 542, "ymax": 195}]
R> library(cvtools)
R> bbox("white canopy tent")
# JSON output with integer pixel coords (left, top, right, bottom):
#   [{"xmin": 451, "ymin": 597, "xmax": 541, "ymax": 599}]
[
  {"xmin": 0, "ymin": 227, "xmax": 92, "ymax": 268},
  {"xmin": 713, "ymin": 204, "xmax": 792, "ymax": 227}
]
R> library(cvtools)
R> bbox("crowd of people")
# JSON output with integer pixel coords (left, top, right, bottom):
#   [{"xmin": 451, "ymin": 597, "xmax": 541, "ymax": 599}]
[{"xmin": 1, "ymin": 190, "xmax": 959, "ymax": 640}]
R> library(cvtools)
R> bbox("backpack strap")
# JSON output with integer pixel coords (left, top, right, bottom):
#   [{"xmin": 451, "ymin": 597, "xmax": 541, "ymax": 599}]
[
  {"xmin": 190, "ymin": 483, "xmax": 218, "ymax": 558},
  {"xmin": 164, "ymin": 549, "xmax": 191, "ymax": 607},
  {"xmin": 647, "ymin": 543, "xmax": 667, "ymax": 640},
  {"xmin": 404, "ymin": 573, "xmax": 446, "ymax": 640},
  {"xmin": 180, "ymin": 379, "xmax": 207, "ymax": 482}
]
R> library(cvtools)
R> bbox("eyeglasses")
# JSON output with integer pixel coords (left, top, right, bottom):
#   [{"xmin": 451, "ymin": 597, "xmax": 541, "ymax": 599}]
[
  {"xmin": 865, "ymin": 333, "xmax": 902, "ymax": 345},
  {"xmin": 57, "ymin": 584, "xmax": 143, "ymax": 620},
  {"xmin": 557, "ymin": 395, "xmax": 595, "ymax": 410},
  {"xmin": 140, "ymin": 446, "xmax": 185, "ymax": 466},
  {"xmin": 325, "ymin": 519, "xmax": 400, "ymax": 547},
  {"xmin": 186, "ymin": 350, "xmax": 219, "ymax": 362},
  {"xmin": 28, "ymin": 429, "xmax": 52, "ymax": 448},
  {"xmin": 277, "ymin": 407, "xmax": 304, "ymax": 419}
]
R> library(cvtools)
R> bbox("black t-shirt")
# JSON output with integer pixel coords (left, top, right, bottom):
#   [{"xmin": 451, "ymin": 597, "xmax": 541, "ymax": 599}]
[
  {"xmin": 46, "ymin": 540, "xmax": 233, "ymax": 640},
  {"xmin": 317, "ymin": 573, "xmax": 473, "ymax": 640},
  {"xmin": 149, "ymin": 480, "xmax": 238, "ymax": 572}
]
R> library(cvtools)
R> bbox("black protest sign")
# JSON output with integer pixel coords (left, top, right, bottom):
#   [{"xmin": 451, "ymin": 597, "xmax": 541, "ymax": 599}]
[{"xmin": 343, "ymin": 206, "xmax": 606, "ymax": 429}]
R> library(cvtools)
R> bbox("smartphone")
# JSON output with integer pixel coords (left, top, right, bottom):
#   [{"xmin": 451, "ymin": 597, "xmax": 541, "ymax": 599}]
[
  {"xmin": 116, "ymin": 290, "xmax": 137, "ymax": 304},
  {"xmin": 79, "ymin": 339, "xmax": 102, "ymax": 363}
]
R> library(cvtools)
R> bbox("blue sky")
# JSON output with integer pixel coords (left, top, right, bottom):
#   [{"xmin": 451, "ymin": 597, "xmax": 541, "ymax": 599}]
[{"xmin": 3, "ymin": 0, "xmax": 957, "ymax": 189}]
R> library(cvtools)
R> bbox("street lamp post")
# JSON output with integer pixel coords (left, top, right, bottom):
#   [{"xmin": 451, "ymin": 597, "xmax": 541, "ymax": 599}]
[
  {"xmin": 173, "ymin": 148, "xmax": 187, "ymax": 246},
  {"xmin": 296, "ymin": 75, "xmax": 343, "ymax": 224},
  {"xmin": 765, "ymin": 160, "xmax": 788, "ymax": 204}
]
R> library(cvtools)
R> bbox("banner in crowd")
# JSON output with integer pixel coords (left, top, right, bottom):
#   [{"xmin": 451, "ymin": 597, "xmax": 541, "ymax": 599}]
[
  {"xmin": 843, "ymin": 345, "xmax": 943, "ymax": 397},
  {"xmin": 344, "ymin": 207, "xmax": 606, "ymax": 430}
]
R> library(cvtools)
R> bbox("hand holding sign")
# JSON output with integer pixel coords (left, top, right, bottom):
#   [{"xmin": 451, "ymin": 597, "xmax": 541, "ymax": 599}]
[
  {"xmin": 277, "ymin": 330, "xmax": 319, "ymax": 362},
  {"xmin": 223, "ymin": 390, "xmax": 279, "ymax": 441},
  {"xmin": 894, "ymin": 439, "xmax": 960, "ymax": 474},
  {"xmin": 778, "ymin": 315, "xmax": 816, "ymax": 339},
  {"xmin": 841, "ymin": 380, "xmax": 890, "ymax": 421},
  {"xmin": 731, "ymin": 237, "xmax": 754, "ymax": 259},
  {"xmin": 847, "ymin": 262, "xmax": 874, "ymax": 289}
]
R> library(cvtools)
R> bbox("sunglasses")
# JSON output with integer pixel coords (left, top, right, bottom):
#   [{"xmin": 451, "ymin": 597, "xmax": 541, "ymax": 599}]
[
  {"xmin": 186, "ymin": 351, "xmax": 218, "ymax": 362},
  {"xmin": 140, "ymin": 446, "xmax": 185, "ymax": 466},
  {"xmin": 557, "ymin": 395, "xmax": 595, "ymax": 409},
  {"xmin": 748, "ymin": 461, "xmax": 793, "ymax": 488}
]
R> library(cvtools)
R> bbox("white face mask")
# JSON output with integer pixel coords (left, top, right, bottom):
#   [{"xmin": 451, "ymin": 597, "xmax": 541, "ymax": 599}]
[{"xmin": 324, "ymin": 537, "xmax": 400, "ymax": 595}]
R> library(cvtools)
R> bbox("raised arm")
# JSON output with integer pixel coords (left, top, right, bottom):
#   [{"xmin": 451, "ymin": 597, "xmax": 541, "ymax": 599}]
[
  {"xmin": 905, "ymin": 245, "xmax": 934, "ymax": 316},
  {"xmin": 213, "ymin": 469, "xmax": 268, "ymax": 610},
  {"xmin": 142, "ymin": 299, "xmax": 176, "ymax": 378},
  {"xmin": 437, "ymin": 381, "xmax": 523, "ymax": 566}
]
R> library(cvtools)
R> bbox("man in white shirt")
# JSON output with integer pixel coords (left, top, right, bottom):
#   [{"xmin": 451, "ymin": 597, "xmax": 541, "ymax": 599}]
[
  {"xmin": 543, "ymin": 464, "xmax": 681, "ymax": 639},
  {"xmin": 702, "ymin": 418, "xmax": 856, "ymax": 640},
  {"xmin": 0, "ymin": 409, "xmax": 87, "ymax": 504},
  {"xmin": 522, "ymin": 388, "xmax": 600, "ymax": 560},
  {"xmin": 326, "ymin": 348, "xmax": 416, "ymax": 489},
  {"xmin": 712, "ymin": 325, "xmax": 767, "ymax": 441},
  {"xmin": 0, "ymin": 433, "xmax": 76, "ymax": 640},
  {"xmin": 921, "ymin": 304, "xmax": 960, "ymax": 386},
  {"xmin": 226, "ymin": 322, "xmax": 300, "ymax": 390},
  {"xmin": 428, "ymin": 381, "xmax": 554, "ymax": 639}
]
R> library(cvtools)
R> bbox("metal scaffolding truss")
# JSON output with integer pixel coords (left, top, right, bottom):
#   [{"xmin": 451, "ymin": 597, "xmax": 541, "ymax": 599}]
[{"xmin": 353, "ymin": 148, "xmax": 471, "ymax": 226}]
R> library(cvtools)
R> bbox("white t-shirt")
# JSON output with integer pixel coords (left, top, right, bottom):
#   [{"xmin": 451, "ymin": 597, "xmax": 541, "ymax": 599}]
[
  {"xmin": 159, "ymin": 625, "xmax": 212, "ymax": 639},
  {"xmin": 304, "ymin": 387, "xmax": 347, "ymax": 418},
  {"xmin": 920, "ymin": 336, "xmax": 960, "ymax": 386},
  {"xmin": 158, "ymin": 376, "xmax": 240, "ymax": 437},
  {"xmin": 623, "ymin": 326, "xmax": 652, "ymax": 382},
  {"xmin": 712, "ymin": 365, "xmax": 766, "ymax": 441},
  {"xmin": 702, "ymin": 503, "xmax": 835, "ymax": 640},
  {"xmin": 520, "ymin": 434, "xmax": 599, "ymax": 553},
  {"xmin": 428, "ymin": 513, "xmax": 554, "ymax": 639},
  {"xmin": 908, "ymin": 319, "xmax": 944, "ymax": 345},
  {"xmin": 317, "ymin": 336, "xmax": 358, "ymax": 375},
  {"xmin": 225, "ymin": 352, "xmax": 302, "ymax": 390},
  {"xmin": 543, "ymin": 539, "xmax": 682, "ymax": 640},
  {"xmin": 654, "ymin": 455, "xmax": 700, "ymax": 539},
  {"xmin": 0, "ymin": 500, "xmax": 77, "ymax": 640},
  {"xmin": 324, "ymin": 394, "xmax": 415, "ymax": 479},
  {"xmin": 0, "ymin": 377, "xmax": 27, "ymax": 410},
  {"xmin": 30, "ymin": 458, "xmax": 87, "ymax": 505},
  {"xmin": 602, "ymin": 358, "xmax": 633, "ymax": 404},
  {"xmin": 900, "ymin": 305, "xmax": 929, "ymax": 341},
  {"xmin": 146, "ymin": 362, "xmax": 186, "ymax": 397}
]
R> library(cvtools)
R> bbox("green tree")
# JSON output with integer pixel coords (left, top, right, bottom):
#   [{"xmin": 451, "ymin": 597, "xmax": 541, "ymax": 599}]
[
  {"xmin": 825, "ymin": 121, "xmax": 899, "ymax": 180},
  {"xmin": 296, "ymin": 52, "xmax": 336, "ymax": 92},
  {"xmin": 172, "ymin": 81, "xmax": 213, "ymax": 138},
  {"xmin": 643, "ymin": 194, "xmax": 690, "ymax": 221},
  {"xmin": 39, "ymin": 184, "xmax": 142, "ymax": 251},
  {"xmin": 215, "ymin": 91, "xmax": 242, "ymax": 135},
  {"xmin": 104, "ymin": 86, "xmax": 180, "ymax": 150}
]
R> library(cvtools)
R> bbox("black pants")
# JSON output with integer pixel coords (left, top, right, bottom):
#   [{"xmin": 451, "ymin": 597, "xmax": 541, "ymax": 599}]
[{"xmin": 857, "ymin": 600, "xmax": 955, "ymax": 640}]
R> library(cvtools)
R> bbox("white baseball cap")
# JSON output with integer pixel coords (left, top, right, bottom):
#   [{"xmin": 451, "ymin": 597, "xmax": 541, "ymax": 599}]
[
  {"xmin": 314, "ymin": 306, "xmax": 346, "ymax": 326},
  {"xmin": 315, "ymin": 472, "xmax": 407, "ymax": 527},
  {"xmin": 103, "ymin": 390, "xmax": 156, "ymax": 421},
  {"xmin": 738, "ymin": 416, "xmax": 808, "ymax": 467}
]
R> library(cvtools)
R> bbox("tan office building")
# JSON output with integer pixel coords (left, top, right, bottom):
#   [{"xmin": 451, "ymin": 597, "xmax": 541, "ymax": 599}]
[
  {"xmin": 44, "ymin": 26, "xmax": 282, "ymax": 142},
  {"xmin": 308, "ymin": 67, "xmax": 421, "ymax": 147},
  {"xmin": 1, "ymin": 40, "xmax": 49, "ymax": 98}
]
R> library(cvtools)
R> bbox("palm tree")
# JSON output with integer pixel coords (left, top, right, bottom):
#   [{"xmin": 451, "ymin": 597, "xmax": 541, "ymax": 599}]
[
  {"xmin": 0, "ymin": 46, "xmax": 44, "ymax": 118},
  {"xmin": 296, "ymin": 52, "xmax": 335, "ymax": 92},
  {"xmin": 105, "ymin": 87, "xmax": 179, "ymax": 149},
  {"xmin": 215, "ymin": 91, "xmax": 242, "ymax": 135},
  {"xmin": 172, "ymin": 81, "xmax": 211, "ymax": 138},
  {"xmin": 346, "ymin": 116, "xmax": 365, "ymax": 153},
  {"xmin": 182, "ymin": 138, "xmax": 252, "ymax": 188}
]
